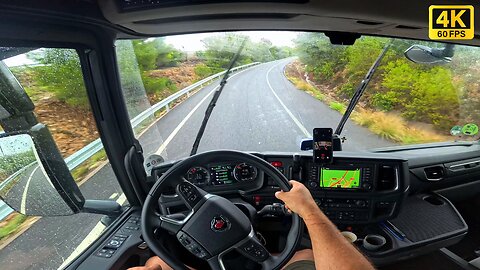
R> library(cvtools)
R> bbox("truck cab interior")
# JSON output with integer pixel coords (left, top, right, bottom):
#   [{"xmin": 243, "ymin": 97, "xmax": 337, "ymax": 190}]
[{"xmin": 0, "ymin": 1, "xmax": 480, "ymax": 270}]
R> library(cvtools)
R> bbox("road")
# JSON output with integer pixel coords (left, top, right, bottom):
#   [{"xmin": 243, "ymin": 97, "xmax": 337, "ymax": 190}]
[{"xmin": 0, "ymin": 59, "xmax": 394, "ymax": 270}]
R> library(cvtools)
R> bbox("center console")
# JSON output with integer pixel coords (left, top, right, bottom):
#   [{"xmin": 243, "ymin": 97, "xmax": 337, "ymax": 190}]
[{"xmin": 260, "ymin": 153, "xmax": 410, "ymax": 224}]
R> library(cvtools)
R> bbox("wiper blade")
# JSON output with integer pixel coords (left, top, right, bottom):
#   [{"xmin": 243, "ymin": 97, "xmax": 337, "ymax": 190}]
[
  {"xmin": 190, "ymin": 39, "xmax": 247, "ymax": 156},
  {"xmin": 334, "ymin": 40, "xmax": 392, "ymax": 136}
]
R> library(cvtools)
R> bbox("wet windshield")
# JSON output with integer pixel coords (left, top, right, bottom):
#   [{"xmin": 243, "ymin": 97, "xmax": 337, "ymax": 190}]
[{"xmin": 114, "ymin": 31, "xmax": 480, "ymax": 160}]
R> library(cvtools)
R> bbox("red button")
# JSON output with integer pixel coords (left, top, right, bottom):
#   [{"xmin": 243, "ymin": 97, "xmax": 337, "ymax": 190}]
[
  {"xmin": 271, "ymin": 161, "xmax": 283, "ymax": 167},
  {"xmin": 214, "ymin": 220, "xmax": 225, "ymax": 229}
]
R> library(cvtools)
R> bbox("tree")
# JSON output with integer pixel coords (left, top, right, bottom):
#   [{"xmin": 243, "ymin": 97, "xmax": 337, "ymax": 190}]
[{"xmin": 132, "ymin": 38, "xmax": 184, "ymax": 71}]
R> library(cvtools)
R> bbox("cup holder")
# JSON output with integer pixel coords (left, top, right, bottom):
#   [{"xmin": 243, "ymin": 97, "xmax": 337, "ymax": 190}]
[
  {"xmin": 362, "ymin": 234, "xmax": 387, "ymax": 251},
  {"xmin": 423, "ymin": 195, "xmax": 445, "ymax": 206}
]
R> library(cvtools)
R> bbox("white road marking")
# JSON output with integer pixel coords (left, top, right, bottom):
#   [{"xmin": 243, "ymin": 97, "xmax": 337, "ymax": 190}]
[
  {"xmin": 266, "ymin": 63, "xmax": 312, "ymax": 137},
  {"xmin": 109, "ymin": 192, "xmax": 118, "ymax": 199},
  {"xmin": 58, "ymin": 193, "xmax": 127, "ymax": 270},
  {"xmin": 155, "ymin": 86, "xmax": 218, "ymax": 155},
  {"xmin": 154, "ymin": 66, "xmax": 258, "ymax": 155},
  {"xmin": 20, "ymin": 166, "xmax": 39, "ymax": 214}
]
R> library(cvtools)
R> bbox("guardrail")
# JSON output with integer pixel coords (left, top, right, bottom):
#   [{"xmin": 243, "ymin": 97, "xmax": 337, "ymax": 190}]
[{"xmin": 0, "ymin": 62, "xmax": 260, "ymax": 220}]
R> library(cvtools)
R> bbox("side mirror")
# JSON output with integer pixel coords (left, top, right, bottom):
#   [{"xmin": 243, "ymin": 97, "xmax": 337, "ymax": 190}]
[
  {"xmin": 0, "ymin": 128, "xmax": 85, "ymax": 216},
  {"xmin": 404, "ymin": 44, "xmax": 454, "ymax": 64}
]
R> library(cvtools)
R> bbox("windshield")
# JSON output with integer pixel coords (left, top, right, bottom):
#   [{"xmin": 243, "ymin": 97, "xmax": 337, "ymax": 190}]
[{"xmin": 115, "ymin": 31, "xmax": 480, "ymax": 160}]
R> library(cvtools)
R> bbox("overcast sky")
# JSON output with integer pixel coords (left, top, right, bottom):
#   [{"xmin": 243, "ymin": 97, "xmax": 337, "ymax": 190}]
[
  {"xmin": 4, "ymin": 31, "xmax": 299, "ymax": 67},
  {"xmin": 165, "ymin": 31, "xmax": 298, "ymax": 51}
]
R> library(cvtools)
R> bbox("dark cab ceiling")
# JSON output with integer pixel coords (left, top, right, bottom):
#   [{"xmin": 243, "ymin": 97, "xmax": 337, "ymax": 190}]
[{"xmin": 1, "ymin": 0, "xmax": 480, "ymax": 46}]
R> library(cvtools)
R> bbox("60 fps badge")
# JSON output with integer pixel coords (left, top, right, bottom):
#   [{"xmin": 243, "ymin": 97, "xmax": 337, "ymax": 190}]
[{"xmin": 429, "ymin": 5, "xmax": 474, "ymax": 40}]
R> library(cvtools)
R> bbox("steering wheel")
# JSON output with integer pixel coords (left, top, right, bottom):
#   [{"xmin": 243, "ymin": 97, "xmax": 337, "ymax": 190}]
[{"xmin": 141, "ymin": 150, "xmax": 303, "ymax": 270}]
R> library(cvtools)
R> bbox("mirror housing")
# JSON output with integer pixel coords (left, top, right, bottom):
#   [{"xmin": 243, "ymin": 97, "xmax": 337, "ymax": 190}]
[{"xmin": 404, "ymin": 44, "xmax": 455, "ymax": 64}]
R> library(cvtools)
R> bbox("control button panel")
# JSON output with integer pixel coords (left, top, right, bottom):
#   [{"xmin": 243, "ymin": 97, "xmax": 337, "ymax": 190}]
[
  {"xmin": 177, "ymin": 231, "xmax": 209, "ymax": 259},
  {"xmin": 238, "ymin": 239, "xmax": 269, "ymax": 262},
  {"xmin": 178, "ymin": 182, "xmax": 202, "ymax": 208},
  {"xmin": 95, "ymin": 215, "xmax": 140, "ymax": 259},
  {"xmin": 315, "ymin": 198, "xmax": 371, "ymax": 222}
]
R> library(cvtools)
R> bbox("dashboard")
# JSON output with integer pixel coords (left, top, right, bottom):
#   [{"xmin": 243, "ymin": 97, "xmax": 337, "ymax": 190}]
[{"xmin": 151, "ymin": 152, "xmax": 409, "ymax": 225}]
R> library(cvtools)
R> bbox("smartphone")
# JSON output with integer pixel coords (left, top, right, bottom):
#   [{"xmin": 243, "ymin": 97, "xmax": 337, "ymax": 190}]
[{"xmin": 313, "ymin": 128, "xmax": 333, "ymax": 164}]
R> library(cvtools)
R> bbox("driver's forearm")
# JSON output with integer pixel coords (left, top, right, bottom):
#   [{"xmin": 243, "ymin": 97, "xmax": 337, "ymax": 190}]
[{"xmin": 303, "ymin": 208, "xmax": 374, "ymax": 270}]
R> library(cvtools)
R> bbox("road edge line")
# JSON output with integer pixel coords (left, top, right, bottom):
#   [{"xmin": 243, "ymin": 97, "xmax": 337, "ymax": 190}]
[{"xmin": 265, "ymin": 62, "xmax": 312, "ymax": 138}]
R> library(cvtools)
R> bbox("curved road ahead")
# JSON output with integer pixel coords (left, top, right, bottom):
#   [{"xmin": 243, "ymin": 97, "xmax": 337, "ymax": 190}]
[{"xmin": 0, "ymin": 59, "xmax": 394, "ymax": 270}]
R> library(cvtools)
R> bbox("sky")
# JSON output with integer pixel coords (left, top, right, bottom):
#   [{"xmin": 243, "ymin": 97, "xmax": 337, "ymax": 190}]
[
  {"xmin": 3, "ymin": 31, "xmax": 299, "ymax": 66},
  {"xmin": 164, "ymin": 31, "xmax": 298, "ymax": 51}
]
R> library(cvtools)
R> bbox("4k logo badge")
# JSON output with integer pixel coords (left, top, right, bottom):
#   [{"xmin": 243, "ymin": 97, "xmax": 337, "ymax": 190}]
[{"xmin": 429, "ymin": 5, "xmax": 474, "ymax": 40}]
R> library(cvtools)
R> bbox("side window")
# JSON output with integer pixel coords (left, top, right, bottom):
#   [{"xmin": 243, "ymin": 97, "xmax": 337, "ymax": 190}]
[{"xmin": 0, "ymin": 48, "xmax": 125, "ymax": 270}]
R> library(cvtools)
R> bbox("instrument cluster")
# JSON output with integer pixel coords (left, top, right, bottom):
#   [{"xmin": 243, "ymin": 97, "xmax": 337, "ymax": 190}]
[{"xmin": 186, "ymin": 162, "xmax": 258, "ymax": 187}]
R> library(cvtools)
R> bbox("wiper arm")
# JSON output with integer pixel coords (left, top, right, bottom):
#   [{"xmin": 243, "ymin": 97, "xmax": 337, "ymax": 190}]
[
  {"xmin": 334, "ymin": 40, "xmax": 392, "ymax": 136},
  {"xmin": 190, "ymin": 39, "xmax": 247, "ymax": 156}
]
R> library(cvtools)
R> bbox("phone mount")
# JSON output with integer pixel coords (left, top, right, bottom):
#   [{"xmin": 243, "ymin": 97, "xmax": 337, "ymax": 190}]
[{"xmin": 300, "ymin": 135, "xmax": 342, "ymax": 151}]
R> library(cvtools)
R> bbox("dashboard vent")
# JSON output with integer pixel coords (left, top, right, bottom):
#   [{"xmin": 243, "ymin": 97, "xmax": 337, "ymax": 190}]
[
  {"xmin": 377, "ymin": 165, "xmax": 397, "ymax": 190},
  {"xmin": 424, "ymin": 166, "xmax": 444, "ymax": 181}
]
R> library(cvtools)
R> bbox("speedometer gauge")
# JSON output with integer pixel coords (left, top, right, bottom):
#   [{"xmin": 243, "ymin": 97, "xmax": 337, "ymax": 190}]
[
  {"xmin": 234, "ymin": 163, "xmax": 258, "ymax": 182},
  {"xmin": 187, "ymin": 167, "xmax": 210, "ymax": 186}
]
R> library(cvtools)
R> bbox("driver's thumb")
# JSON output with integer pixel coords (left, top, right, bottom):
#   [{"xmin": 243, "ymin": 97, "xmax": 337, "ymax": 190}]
[{"xmin": 275, "ymin": 191, "xmax": 285, "ymax": 201}]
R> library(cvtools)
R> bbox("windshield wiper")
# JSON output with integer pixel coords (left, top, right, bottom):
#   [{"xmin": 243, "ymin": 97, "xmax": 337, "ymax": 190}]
[
  {"xmin": 334, "ymin": 40, "xmax": 392, "ymax": 136},
  {"xmin": 190, "ymin": 39, "xmax": 247, "ymax": 156}
]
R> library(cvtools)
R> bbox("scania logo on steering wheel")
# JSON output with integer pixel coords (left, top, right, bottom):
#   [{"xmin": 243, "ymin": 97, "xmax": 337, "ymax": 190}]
[{"xmin": 210, "ymin": 215, "xmax": 231, "ymax": 232}]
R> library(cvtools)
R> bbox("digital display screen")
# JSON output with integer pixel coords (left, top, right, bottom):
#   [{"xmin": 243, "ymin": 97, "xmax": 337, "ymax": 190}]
[
  {"xmin": 210, "ymin": 164, "xmax": 236, "ymax": 185},
  {"xmin": 320, "ymin": 168, "xmax": 361, "ymax": 189}
]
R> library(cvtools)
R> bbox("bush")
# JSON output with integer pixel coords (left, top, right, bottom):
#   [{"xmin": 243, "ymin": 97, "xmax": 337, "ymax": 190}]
[
  {"xmin": 142, "ymin": 74, "xmax": 177, "ymax": 96},
  {"xmin": 194, "ymin": 64, "xmax": 214, "ymax": 78},
  {"xmin": 329, "ymin": 102, "xmax": 346, "ymax": 113},
  {"xmin": 382, "ymin": 60, "xmax": 459, "ymax": 129},
  {"xmin": 132, "ymin": 39, "xmax": 184, "ymax": 71}
]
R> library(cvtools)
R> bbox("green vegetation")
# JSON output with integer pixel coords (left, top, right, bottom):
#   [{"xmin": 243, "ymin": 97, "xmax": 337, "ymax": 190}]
[
  {"xmin": 329, "ymin": 102, "xmax": 346, "ymax": 114},
  {"xmin": 0, "ymin": 213, "xmax": 27, "ymax": 240},
  {"xmin": 27, "ymin": 49, "xmax": 88, "ymax": 107},
  {"xmin": 0, "ymin": 151, "xmax": 35, "ymax": 180},
  {"xmin": 293, "ymin": 33, "xmax": 475, "ymax": 135},
  {"xmin": 194, "ymin": 63, "xmax": 216, "ymax": 78},
  {"xmin": 287, "ymin": 76, "xmax": 450, "ymax": 144},
  {"xmin": 198, "ymin": 33, "xmax": 292, "ymax": 70}
]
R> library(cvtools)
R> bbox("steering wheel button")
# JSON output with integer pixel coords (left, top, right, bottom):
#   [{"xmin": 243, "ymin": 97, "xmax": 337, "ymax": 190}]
[{"xmin": 188, "ymin": 194, "xmax": 197, "ymax": 202}]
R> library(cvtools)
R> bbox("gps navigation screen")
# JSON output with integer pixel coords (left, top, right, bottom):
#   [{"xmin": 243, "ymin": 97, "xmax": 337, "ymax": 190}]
[{"xmin": 320, "ymin": 168, "xmax": 361, "ymax": 188}]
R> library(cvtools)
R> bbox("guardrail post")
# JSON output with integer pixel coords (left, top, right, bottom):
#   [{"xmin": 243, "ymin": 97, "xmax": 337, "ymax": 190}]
[
  {"xmin": 186, "ymin": 91, "xmax": 191, "ymax": 98},
  {"xmin": 165, "ymin": 104, "xmax": 170, "ymax": 112}
]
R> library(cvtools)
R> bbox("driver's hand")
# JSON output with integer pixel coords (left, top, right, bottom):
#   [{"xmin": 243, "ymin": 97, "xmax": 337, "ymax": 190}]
[
  {"xmin": 275, "ymin": 180, "xmax": 320, "ymax": 219},
  {"xmin": 127, "ymin": 256, "xmax": 164, "ymax": 270}
]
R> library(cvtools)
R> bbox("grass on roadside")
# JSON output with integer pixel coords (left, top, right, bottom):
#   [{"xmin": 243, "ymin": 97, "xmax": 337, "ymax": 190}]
[
  {"xmin": 287, "ymin": 76, "xmax": 325, "ymax": 101},
  {"xmin": 351, "ymin": 110, "xmax": 449, "ymax": 144},
  {"xmin": 0, "ymin": 213, "xmax": 27, "ymax": 240},
  {"xmin": 286, "ymin": 72, "xmax": 448, "ymax": 145},
  {"xmin": 71, "ymin": 150, "xmax": 108, "ymax": 182},
  {"xmin": 329, "ymin": 102, "xmax": 346, "ymax": 114}
]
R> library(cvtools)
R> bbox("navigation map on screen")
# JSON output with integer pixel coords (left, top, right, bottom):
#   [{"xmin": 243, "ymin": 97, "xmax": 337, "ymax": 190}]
[{"xmin": 320, "ymin": 168, "xmax": 361, "ymax": 188}]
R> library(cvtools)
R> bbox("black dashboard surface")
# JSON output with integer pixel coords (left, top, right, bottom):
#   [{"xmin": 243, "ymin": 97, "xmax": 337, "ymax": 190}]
[{"xmin": 152, "ymin": 152, "xmax": 409, "ymax": 224}]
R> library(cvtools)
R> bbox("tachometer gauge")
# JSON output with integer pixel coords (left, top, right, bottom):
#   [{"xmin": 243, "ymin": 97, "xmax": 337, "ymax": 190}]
[
  {"xmin": 187, "ymin": 167, "xmax": 210, "ymax": 186},
  {"xmin": 234, "ymin": 163, "xmax": 258, "ymax": 182}
]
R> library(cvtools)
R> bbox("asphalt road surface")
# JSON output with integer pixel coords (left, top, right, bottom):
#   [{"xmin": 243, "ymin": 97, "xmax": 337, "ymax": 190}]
[{"xmin": 0, "ymin": 59, "xmax": 395, "ymax": 270}]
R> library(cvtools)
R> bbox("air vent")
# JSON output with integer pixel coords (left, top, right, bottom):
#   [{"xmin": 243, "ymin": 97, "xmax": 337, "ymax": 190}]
[
  {"xmin": 356, "ymin": 20, "xmax": 383, "ymax": 26},
  {"xmin": 395, "ymin": 25, "xmax": 422, "ymax": 30},
  {"xmin": 377, "ymin": 165, "xmax": 397, "ymax": 191},
  {"xmin": 424, "ymin": 166, "xmax": 444, "ymax": 181}
]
